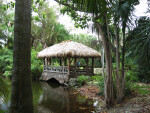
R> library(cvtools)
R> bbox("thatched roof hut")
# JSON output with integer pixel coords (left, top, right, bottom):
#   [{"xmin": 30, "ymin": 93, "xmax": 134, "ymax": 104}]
[{"xmin": 37, "ymin": 40, "xmax": 101, "ymax": 58}]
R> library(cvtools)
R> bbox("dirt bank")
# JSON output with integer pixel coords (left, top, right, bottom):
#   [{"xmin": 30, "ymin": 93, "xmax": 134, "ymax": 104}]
[{"xmin": 77, "ymin": 84, "xmax": 150, "ymax": 113}]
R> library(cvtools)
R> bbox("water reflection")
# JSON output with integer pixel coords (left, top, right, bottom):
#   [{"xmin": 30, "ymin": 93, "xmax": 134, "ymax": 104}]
[
  {"xmin": 0, "ymin": 79, "xmax": 96, "ymax": 113},
  {"xmin": 35, "ymin": 82, "xmax": 69, "ymax": 113},
  {"xmin": 35, "ymin": 80, "xmax": 95, "ymax": 113}
]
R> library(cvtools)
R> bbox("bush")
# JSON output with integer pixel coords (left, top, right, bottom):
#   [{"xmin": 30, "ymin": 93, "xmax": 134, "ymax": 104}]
[
  {"xmin": 0, "ymin": 48, "xmax": 13, "ymax": 78},
  {"xmin": 137, "ymin": 66, "xmax": 150, "ymax": 83},
  {"xmin": 31, "ymin": 47, "xmax": 43, "ymax": 79},
  {"xmin": 97, "ymin": 76, "xmax": 104, "ymax": 96},
  {"xmin": 90, "ymin": 75, "xmax": 104, "ymax": 96},
  {"xmin": 77, "ymin": 75, "xmax": 89, "ymax": 86},
  {"xmin": 0, "ymin": 76, "xmax": 8, "ymax": 100},
  {"xmin": 0, "ymin": 47, "xmax": 43, "ymax": 79},
  {"xmin": 126, "ymin": 70, "xmax": 138, "ymax": 83},
  {"xmin": 125, "ymin": 70, "xmax": 139, "ymax": 95}
]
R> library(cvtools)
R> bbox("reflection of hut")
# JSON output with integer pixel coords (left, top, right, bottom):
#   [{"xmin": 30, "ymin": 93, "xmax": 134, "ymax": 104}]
[
  {"xmin": 37, "ymin": 40, "xmax": 101, "ymax": 83},
  {"xmin": 35, "ymin": 83, "xmax": 69, "ymax": 113}
]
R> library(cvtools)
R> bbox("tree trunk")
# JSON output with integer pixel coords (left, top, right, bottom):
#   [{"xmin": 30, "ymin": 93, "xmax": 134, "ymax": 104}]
[
  {"xmin": 105, "ymin": 15, "xmax": 114, "ymax": 108},
  {"xmin": 98, "ymin": 37, "xmax": 105, "ymax": 77},
  {"xmin": 97, "ymin": 22, "xmax": 114, "ymax": 108},
  {"xmin": 10, "ymin": 0, "xmax": 34, "ymax": 113},
  {"xmin": 115, "ymin": 22, "xmax": 124, "ymax": 103},
  {"xmin": 120, "ymin": 23, "xmax": 126, "ymax": 101}
]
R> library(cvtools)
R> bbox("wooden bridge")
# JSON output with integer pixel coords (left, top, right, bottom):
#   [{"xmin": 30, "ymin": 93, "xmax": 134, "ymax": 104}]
[{"xmin": 40, "ymin": 64, "xmax": 94, "ymax": 84}]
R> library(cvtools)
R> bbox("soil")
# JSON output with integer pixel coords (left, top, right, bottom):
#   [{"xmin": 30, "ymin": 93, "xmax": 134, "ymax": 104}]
[{"xmin": 77, "ymin": 84, "xmax": 150, "ymax": 113}]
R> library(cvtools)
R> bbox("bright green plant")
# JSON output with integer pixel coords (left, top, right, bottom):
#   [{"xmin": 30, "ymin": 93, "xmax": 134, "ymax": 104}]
[
  {"xmin": 77, "ymin": 75, "xmax": 89, "ymax": 86},
  {"xmin": 0, "ymin": 76, "xmax": 8, "ymax": 101},
  {"xmin": 0, "ymin": 47, "xmax": 43, "ymax": 79},
  {"xmin": 126, "ymin": 70, "xmax": 138, "ymax": 83},
  {"xmin": 0, "ymin": 48, "xmax": 13, "ymax": 78},
  {"xmin": 31, "ymin": 46, "xmax": 43, "ymax": 79},
  {"xmin": 125, "ymin": 70, "xmax": 139, "ymax": 95},
  {"xmin": 90, "ymin": 75, "xmax": 104, "ymax": 96}
]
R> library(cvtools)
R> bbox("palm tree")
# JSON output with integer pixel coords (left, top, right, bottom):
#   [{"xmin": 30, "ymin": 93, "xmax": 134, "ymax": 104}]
[
  {"xmin": 10, "ymin": 0, "xmax": 34, "ymax": 113},
  {"xmin": 113, "ymin": 0, "xmax": 139, "ymax": 103},
  {"xmin": 127, "ymin": 16, "xmax": 150, "ymax": 83}
]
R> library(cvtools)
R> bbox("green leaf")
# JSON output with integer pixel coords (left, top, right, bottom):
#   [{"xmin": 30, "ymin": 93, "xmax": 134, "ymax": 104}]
[{"xmin": 35, "ymin": 16, "xmax": 39, "ymax": 21}]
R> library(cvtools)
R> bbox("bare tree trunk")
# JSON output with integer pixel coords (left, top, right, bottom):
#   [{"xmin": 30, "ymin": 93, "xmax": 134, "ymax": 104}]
[
  {"xmin": 105, "ymin": 15, "xmax": 114, "ymax": 107},
  {"xmin": 115, "ymin": 23, "xmax": 124, "ymax": 103},
  {"xmin": 102, "ymin": 48, "xmax": 105, "ymax": 76},
  {"xmin": 98, "ymin": 36, "xmax": 105, "ymax": 77},
  {"xmin": 10, "ymin": 0, "xmax": 34, "ymax": 113},
  {"xmin": 121, "ymin": 23, "xmax": 126, "ymax": 100},
  {"xmin": 97, "ymin": 22, "xmax": 114, "ymax": 108}
]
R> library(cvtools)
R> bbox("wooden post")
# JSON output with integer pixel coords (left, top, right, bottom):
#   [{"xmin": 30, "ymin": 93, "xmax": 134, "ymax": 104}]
[
  {"xmin": 63, "ymin": 58, "xmax": 64, "ymax": 74},
  {"xmin": 92, "ymin": 58, "xmax": 94, "ymax": 76},
  {"xmin": 47, "ymin": 58, "xmax": 49, "ymax": 65},
  {"xmin": 46, "ymin": 58, "xmax": 48, "ymax": 65},
  {"xmin": 65, "ymin": 58, "xmax": 67, "ymax": 66},
  {"xmin": 43, "ymin": 58, "xmax": 45, "ymax": 71},
  {"xmin": 50, "ymin": 58, "xmax": 51, "ymax": 66},
  {"xmin": 68, "ymin": 57, "xmax": 70, "ymax": 75},
  {"xmin": 74, "ymin": 58, "xmax": 77, "ymax": 76},
  {"xmin": 86, "ymin": 58, "xmax": 89, "ymax": 75},
  {"xmin": 60, "ymin": 58, "xmax": 62, "ymax": 66}
]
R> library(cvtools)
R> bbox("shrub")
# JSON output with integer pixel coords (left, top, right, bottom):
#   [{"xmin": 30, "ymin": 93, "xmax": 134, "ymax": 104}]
[
  {"xmin": 31, "ymin": 47, "xmax": 43, "ymax": 79},
  {"xmin": 126, "ymin": 70, "xmax": 138, "ymax": 83},
  {"xmin": 0, "ymin": 48, "xmax": 13, "ymax": 77},
  {"xmin": 90, "ymin": 75, "xmax": 104, "ymax": 96},
  {"xmin": 0, "ymin": 47, "xmax": 43, "ymax": 79},
  {"xmin": 97, "ymin": 76, "xmax": 104, "ymax": 96},
  {"xmin": 0, "ymin": 76, "xmax": 8, "ymax": 100},
  {"xmin": 125, "ymin": 70, "xmax": 139, "ymax": 95},
  {"xmin": 137, "ymin": 66, "xmax": 150, "ymax": 83},
  {"xmin": 77, "ymin": 75, "xmax": 89, "ymax": 86}
]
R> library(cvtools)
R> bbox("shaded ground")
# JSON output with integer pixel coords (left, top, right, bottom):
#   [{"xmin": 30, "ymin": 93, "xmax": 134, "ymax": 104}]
[{"xmin": 77, "ymin": 83, "xmax": 150, "ymax": 113}]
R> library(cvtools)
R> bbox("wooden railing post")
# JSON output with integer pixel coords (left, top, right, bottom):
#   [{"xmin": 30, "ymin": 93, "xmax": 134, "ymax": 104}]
[
  {"xmin": 50, "ymin": 58, "xmax": 51, "ymax": 66},
  {"xmin": 43, "ymin": 58, "xmax": 45, "ymax": 71},
  {"xmin": 86, "ymin": 58, "xmax": 89, "ymax": 75},
  {"xmin": 60, "ymin": 58, "xmax": 62, "ymax": 66},
  {"xmin": 68, "ymin": 57, "xmax": 70, "ymax": 75},
  {"xmin": 62, "ymin": 58, "xmax": 64, "ymax": 74},
  {"xmin": 92, "ymin": 58, "xmax": 94, "ymax": 76},
  {"xmin": 74, "ymin": 57, "xmax": 77, "ymax": 76}
]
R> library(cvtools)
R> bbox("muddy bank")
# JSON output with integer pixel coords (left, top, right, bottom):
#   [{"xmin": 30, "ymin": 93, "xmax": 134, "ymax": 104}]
[{"xmin": 77, "ymin": 84, "xmax": 150, "ymax": 113}]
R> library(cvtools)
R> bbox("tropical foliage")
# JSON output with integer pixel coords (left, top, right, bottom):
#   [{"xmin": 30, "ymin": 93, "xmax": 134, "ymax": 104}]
[
  {"xmin": 0, "ymin": 0, "xmax": 149, "ymax": 111},
  {"xmin": 0, "ymin": 47, "xmax": 43, "ymax": 79},
  {"xmin": 127, "ymin": 17, "xmax": 150, "ymax": 83}
]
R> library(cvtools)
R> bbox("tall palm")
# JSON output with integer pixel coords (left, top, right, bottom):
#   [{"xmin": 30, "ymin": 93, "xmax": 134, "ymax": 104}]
[
  {"xmin": 127, "ymin": 17, "xmax": 150, "ymax": 82},
  {"xmin": 10, "ymin": 0, "xmax": 34, "ymax": 112},
  {"xmin": 112, "ymin": 0, "xmax": 139, "ymax": 103}
]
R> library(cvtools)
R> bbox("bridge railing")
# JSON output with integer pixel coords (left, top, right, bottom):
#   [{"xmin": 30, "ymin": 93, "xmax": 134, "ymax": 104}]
[{"xmin": 43, "ymin": 65, "xmax": 69, "ymax": 74}]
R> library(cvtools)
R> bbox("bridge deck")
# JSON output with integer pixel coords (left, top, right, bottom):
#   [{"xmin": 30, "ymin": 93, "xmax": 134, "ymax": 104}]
[{"xmin": 40, "ymin": 71, "xmax": 69, "ymax": 84}]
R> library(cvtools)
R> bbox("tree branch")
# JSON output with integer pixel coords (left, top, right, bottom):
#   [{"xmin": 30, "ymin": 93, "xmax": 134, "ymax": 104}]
[{"xmin": 54, "ymin": 0, "xmax": 89, "ymax": 13}]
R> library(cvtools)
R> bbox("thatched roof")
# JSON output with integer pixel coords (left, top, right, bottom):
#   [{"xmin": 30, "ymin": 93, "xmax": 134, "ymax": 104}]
[{"xmin": 37, "ymin": 40, "xmax": 101, "ymax": 58}]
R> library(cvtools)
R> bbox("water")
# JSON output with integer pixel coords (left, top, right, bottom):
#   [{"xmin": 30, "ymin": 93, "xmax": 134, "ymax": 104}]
[{"xmin": 0, "ymin": 79, "xmax": 96, "ymax": 113}]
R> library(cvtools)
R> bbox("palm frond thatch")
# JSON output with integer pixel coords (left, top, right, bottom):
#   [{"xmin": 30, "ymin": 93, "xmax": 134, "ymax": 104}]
[{"xmin": 37, "ymin": 40, "xmax": 101, "ymax": 58}]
